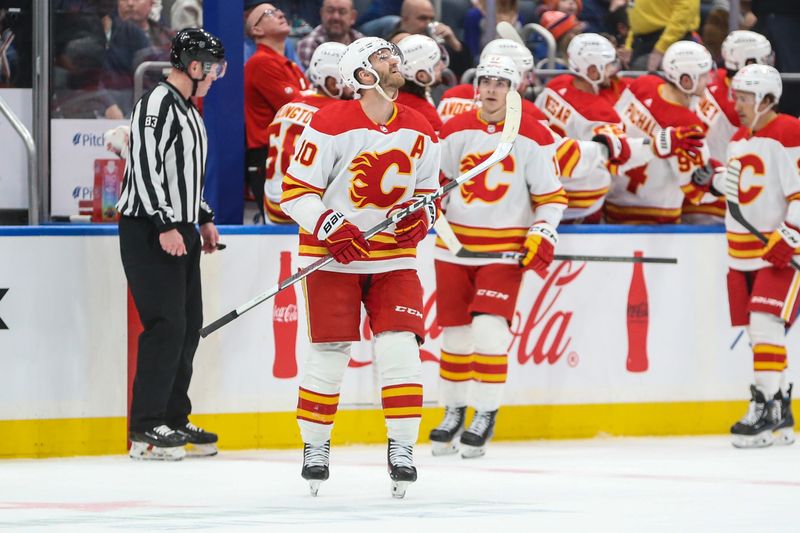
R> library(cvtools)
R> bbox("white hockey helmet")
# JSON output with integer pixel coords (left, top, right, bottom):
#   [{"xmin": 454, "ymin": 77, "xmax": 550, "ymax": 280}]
[
  {"xmin": 721, "ymin": 30, "xmax": 773, "ymax": 72},
  {"xmin": 732, "ymin": 63, "xmax": 782, "ymax": 107},
  {"xmin": 307, "ymin": 42, "xmax": 347, "ymax": 97},
  {"xmin": 567, "ymin": 33, "xmax": 617, "ymax": 93},
  {"xmin": 480, "ymin": 38, "xmax": 534, "ymax": 75},
  {"xmin": 474, "ymin": 54, "xmax": 521, "ymax": 92},
  {"xmin": 662, "ymin": 40, "xmax": 713, "ymax": 95},
  {"xmin": 338, "ymin": 37, "xmax": 402, "ymax": 95},
  {"xmin": 398, "ymin": 34, "xmax": 444, "ymax": 87}
]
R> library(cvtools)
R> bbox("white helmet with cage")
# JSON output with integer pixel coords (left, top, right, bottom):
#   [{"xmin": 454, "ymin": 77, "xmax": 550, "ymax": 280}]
[
  {"xmin": 306, "ymin": 42, "xmax": 347, "ymax": 98},
  {"xmin": 662, "ymin": 40, "xmax": 713, "ymax": 95},
  {"xmin": 398, "ymin": 34, "xmax": 444, "ymax": 87},
  {"xmin": 480, "ymin": 38, "xmax": 534, "ymax": 75},
  {"xmin": 721, "ymin": 30, "xmax": 773, "ymax": 72},
  {"xmin": 474, "ymin": 54, "xmax": 521, "ymax": 92},
  {"xmin": 567, "ymin": 33, "xmax": 617, "ymax": 93},
  {"xmin": 338, "ymin": 37, "xmax": 402, "ymax": 100}
]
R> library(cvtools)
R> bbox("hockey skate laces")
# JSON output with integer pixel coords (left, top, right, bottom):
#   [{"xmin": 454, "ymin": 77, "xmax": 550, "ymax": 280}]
[
  {"xmin": 153, "ymin": 424, "xmax": 176, "ymax": 437},
  {"xmin": 304, "ymin": 443, "xmax": 330, "ymax": 467},
  {"xmin": 436, "ymin": 407, "xmax": 464, "ymax": 431},
  {"xmin": 185, "ymin": 422, "xmax": 205, "ymax": 433},
  {"xmin": 740, "ymin": 401, "xmax": 764, "ymax": 425},
  {"xmin": 467, "ymin": 412, "xmax": 493, "ymax": 435},
  {"xmin": 388, "ymin": 442, "xmax": 414, "ymax": 468}
]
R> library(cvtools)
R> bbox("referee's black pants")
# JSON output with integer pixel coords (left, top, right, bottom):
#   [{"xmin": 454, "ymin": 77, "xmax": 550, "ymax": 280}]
[{"xmin": 119, "ymin": 216, "xmax": 203, "ymax": 433}]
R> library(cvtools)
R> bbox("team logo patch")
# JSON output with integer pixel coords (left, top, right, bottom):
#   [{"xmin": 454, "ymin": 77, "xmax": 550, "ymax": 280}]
[
  {"xmin": 144, "ymin": 115, "xmax": 159, "ymax": 128},
  {"xmin": 349, "ymin": 149, "xmax": 411, "ymax": 208},
  {"xmin": 459, "ymin": 152, "xmax": 514, "ymax": 204}
]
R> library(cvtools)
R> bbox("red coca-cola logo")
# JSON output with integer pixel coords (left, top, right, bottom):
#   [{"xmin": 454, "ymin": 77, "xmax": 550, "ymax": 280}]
[{"xmin": 273, "ymin": 304, "xmax": 298, "ymax": 323}]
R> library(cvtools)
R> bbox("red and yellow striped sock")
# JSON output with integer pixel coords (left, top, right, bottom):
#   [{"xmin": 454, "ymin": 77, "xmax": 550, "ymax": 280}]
[
  {"xmin": 296, "ymin": 387, "xmax": 340, "ymax": 426},
  {"xmin": 382, "ymin": 384, "xmax": 423, "ymax": 420},
  {"xmin": 472, "ymin": 352, "xmax": 508, "ymax": 384},
  {"xmin": 439, "ymin": 350, "xmax": 474, "ymax": 382},
  {"xmin": 753, "ymin": 343, "xmax": 788, "ymax": 373}
]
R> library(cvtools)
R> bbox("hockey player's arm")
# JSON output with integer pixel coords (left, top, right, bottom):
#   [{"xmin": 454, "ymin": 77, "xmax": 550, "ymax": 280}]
[
  {"xmin": 129, "ymin": 95, "xmax": 177, "ymax": 232},
  {"xmin": 280, "ymin": 125, "xmax": 334, "ymax": 232},
  {"xmin": 764, "ymin": 147, "xmax": 800, "ymax": 269}
]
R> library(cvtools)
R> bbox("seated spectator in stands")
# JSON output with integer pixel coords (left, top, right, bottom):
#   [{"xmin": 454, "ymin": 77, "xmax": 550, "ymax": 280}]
[
  {"xmin": 620, "ymin": 0, "xmax": 701, "ymax": 72},
  {"xmin": 297, "ymin": 0, "xmax": 363, "ymax": 70},
  {"xmin": 118, "ymin": 0, "xmax": 173, "ymax": 48},
  {"xmin": 52, "ymin": 35, "xmax": 124, "ymax": 119},
  {"xmin": 244, "ymin": 1, "xmax": 302, "ymax": 65},
  {"xmin": 536, "ymin": 0, "xmax": 582, "ymax": 20},
  {"xmin": 463, "ymin": 0, "xmax": 523, "ymax": 61},
  {"xmin": 170, "ymin": 0, "xmax": 202, "ymax": 30},
  {"xmin": 244, "ymin": 2, "xmax": 309, "ymax": 222},
  {"xmin": 535, "ymin": 10, "xmax": 585, "ymax": 67},
  {"xmin": 356, "ymin": 0, "xmax": 402, "ymax": 39},
  {"xmin": 391, "ymin": 0, "xmax": 473, "ymax": 77}
]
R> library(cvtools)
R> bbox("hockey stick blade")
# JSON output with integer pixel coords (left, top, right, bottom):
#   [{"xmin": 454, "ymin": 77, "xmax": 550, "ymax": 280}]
[
  {"xmin": 725, "ymin": 159, "xmax": 800, "ymax": 271},
  {"xmin": 434, "ymin": 216, "xmax": 676, "ymax": 264},
  {"xmin": 200, "ymin": 94, "xmax": 523, "ymax": 337}
]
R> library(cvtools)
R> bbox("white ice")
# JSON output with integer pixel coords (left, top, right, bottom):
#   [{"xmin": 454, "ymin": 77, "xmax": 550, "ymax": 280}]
[{"xmin": 0, "ymin": 436, "xmax": 797, "ymax": 532}]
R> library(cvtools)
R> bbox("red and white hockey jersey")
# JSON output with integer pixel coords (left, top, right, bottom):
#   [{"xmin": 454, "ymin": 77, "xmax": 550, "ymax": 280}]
[
  {"xmin": 264, "ymin": 92, "xmax": 337, "ymax": 223},
  {"xmin": 437, "ymin": 83, "xmax": 548, "ymax": 125},
  {"xmin": 610, "ymin": 75, "xmax": 709, "ymax": 223},
  {"xmin": 536, "ymin": 74, "xmax": 651, "ymax": 220},
  {"xmin": 722, "ymin": 114, "xmax": 800, "ymax": 271},
  {"xmin": 396, "ymin": 90, "xmax": 443, "ymax": 134},
  {"xmin": 598, "ymin": 76, "xmax": 633, "ymax": 106},
  {"xmin": 436, "ymin": 109, "xmax": 567, "ymax": 266},
  {"xmin": 281, "ymin": 100, "xmax": 441, "ymax": 274}
]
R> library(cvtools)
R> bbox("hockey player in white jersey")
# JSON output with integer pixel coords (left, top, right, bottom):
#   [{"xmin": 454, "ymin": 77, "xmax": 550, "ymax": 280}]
[
  {"xmin": 688, "ymin": 31, "xmax": 773, "ymax": 223},
  {"xmin": 395, "ymin": 34, "xmax": 446, "ymax": 133},
  {"xmin": 608, "ymin": 40, "xmax": 713, "ymax": 223},
  {"xmin": 536, "ymin": 33, "xmax": 652, "ymax": 222},
  {"xmin": 700, "ymin": 65, "xmax": 798, "ymax": 448},
  {"xmin": 429, "ymin": 54, "xmax": 567, "ymax": 458},
  {"xmin": 280, "ymin": 37, "xmax": 441, "ymax": 498},
  {"xmin": 263, "ymin": 42, "xmax": 349, "ymax": 223}
]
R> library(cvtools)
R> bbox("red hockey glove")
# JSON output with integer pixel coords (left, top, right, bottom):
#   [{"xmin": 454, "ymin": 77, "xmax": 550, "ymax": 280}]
[
  {"xmin": 763, "ymin": 222, "xmax": 800, "ymax": 269},
  {"xmin": 520, "ymin": 222, "xmax": 558, "ymax": 277},
  {"xmin": 387, "ymin": 195, "xmax": 438, "ymax": 248},
  {"xmin": 654, "ymin": 125, "xmax": 705, "ymax": 160},
  {"xmin": 314, "ymin": 209, "xmax": 370, "ymax": 264},
  {"xmin": 592, "ymin": 131, "xmax": 631, "ymax": 165}
]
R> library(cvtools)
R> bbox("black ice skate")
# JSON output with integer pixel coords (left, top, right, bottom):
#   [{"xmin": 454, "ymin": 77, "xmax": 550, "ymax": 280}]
[
  {"xmin": 460, "ymin": 410, "xmax": 497, "ymax": 459},
  {"xmin": 429, "ymin": 406, "xmax": 466, "ymax": 456},
  {"xmin": 129, "ymin": 424, "xmax": 187, "ymax": 461},
  {"xmin": 731, "ymin": 385, "xmax": 780, "ymax": 449},
  {"xmin": 773, "ymin": 384, "xmax": 796, "ymax": 446},
  {"xmin": 301, "ymin": 441, "xmax": 330, "ymax": 497},
  {"xmin": 387, "ymin": 439, "xmax": 417, "ymax": 499},
  {"xmin": 175, "ymin": 422, "xmax": 219, "ymax": 457}
]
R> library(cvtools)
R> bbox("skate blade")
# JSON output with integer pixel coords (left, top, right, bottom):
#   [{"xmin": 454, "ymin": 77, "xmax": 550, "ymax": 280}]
[
  {"xmin": 308, "ymin": 480, "xmax": 323, "ymax": 497},
  {"xmin": 774, "ymin": 428, "xmax": 796, "ymax": 446},
  {"xmin": 129, "ymin": 442, "xmax": 186, "ymax": 461},
  {"xmin": 731, "ymin": 432, "xmax": 774, "ymax": 449},
  {"xmin": 185, "ymin": 443, "xmax": 218, "ymax": 457},
  {"xmin": 391, "ymin": 480, "xmax": 412, "ymax": 499},
  {"xmin": 431, "ymin": 440, "xmax": 459, "ymax": 456},
  {"xmin": 460, "ymin": 444, "xmax": 486, "ymax": 459}
]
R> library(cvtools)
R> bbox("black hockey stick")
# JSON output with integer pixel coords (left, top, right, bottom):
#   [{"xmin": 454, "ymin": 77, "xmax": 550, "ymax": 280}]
[
  {"xmin": 724, "ymin": 159, "xmax": 800, "ymax": 271},
  {"xmin": 199, "ymin": 92, "xmax": 524, "ymax": 337},
  {"xmin": 433, "ymin": 216, "xmax": 677, "ymax": 264}
]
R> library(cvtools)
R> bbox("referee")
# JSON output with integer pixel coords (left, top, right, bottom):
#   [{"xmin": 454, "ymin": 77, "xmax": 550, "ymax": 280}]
[{"xmin": 117, "ymin": 29, "xmax": 225, "ymax": 461}]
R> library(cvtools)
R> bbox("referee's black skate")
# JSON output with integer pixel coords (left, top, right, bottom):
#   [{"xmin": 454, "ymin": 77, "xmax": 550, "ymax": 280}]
[
  {"xmin": 773, "ymin": 384, "xmax": 796, "ymax": 446},
  {"xmin": 731, "ymin": 385, "xmax": 780, "ymax": 448},
  {"xmin": 387, "ymin": 439, "xmax": 417, "ymax": 499},
  {"xmin": 429, "ymin": 406, "xmax": 466, "ymax": 456},
  {"xmin": 129, "ymin": 425, "xmax": 187, "ymax": 461},
  {"xmin": 460, "ymin": 409, "xmax": 497, "ymax": 458},
  {"xmin": 301, "ymin": 441, "xmax": 330, "ymax": 496},
  {"xmin": 175, "ymin": 422, "xmax": 219, "ymax": 457}
]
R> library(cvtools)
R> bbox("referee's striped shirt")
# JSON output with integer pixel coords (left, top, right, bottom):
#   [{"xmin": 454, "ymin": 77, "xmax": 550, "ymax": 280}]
[{"xmin": 117, "ymin": 81, "xmax": 214, "ymax": 230}]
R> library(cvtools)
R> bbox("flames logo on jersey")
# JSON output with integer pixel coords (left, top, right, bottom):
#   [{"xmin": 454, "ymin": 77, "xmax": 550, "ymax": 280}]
[
  {"xmin": 349, "ymin": 149, "xmax": 411, "ymax": 208},
  {"xmin": 734, "ymin": 154, "xmax": 765, "ymax": 205},
  {"xmin": 459, "ymin": 152, "xmax": 514, "ymax": 204}
]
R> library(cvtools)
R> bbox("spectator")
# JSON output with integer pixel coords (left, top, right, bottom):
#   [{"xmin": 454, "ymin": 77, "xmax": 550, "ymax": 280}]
[
  {"xmin": 621, "ymin": 0, "xmax": 701, "ymax": 71},
  {"xmin": 537, "ymin": 10, "xmax": 585, "ymax": 66},
  {"xmin": 356, "ymin": 0, "xmax": 402, "ymax": 38},
  {"xmin": 536, "ymin": 0, "xmax": 582, "ymax": 19},
  {"xmin": 244, "ymin": 0, "xmax": 302, "ymax": 66},
  {"xmin": 392, "ymin": 0, "xmax": 473, "ymax": 77},
  {"xmin": 463, "ymin": 0, "xmax": 523, "ymax": 61},
  {"xmin": 118, "ymin": 0, "xmax": 174, "ymax": 48},
  {"xmin": 297, "ymin": 0, "xmax": 364, "ymax": 70},
  {"xmin": 244, "ymin": 2, "xmax": 309, "ymax": 221},
  {"xmin": 170, "ymin": 0, "xmax": 202, "ymax": 31},
  {"xmin": 604, "ymin": 0, "xmax": 629, "ymax": 52},
  {"xmin": 750, "ymin": 0, "xmax": 800, "ymax": 116}
]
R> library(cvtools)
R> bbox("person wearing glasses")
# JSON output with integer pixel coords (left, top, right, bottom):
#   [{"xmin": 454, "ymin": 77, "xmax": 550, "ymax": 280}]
[
  {"xmin": 297, "ymin": 0, "xmax": 364, "ymax": 70},
  {"xmin": 244, "ymin": 2, "xmax": 309, "ymax": 222},
  {"xmin": 117, "ymin": 29, "xmax": 226, "ymax": 461}
]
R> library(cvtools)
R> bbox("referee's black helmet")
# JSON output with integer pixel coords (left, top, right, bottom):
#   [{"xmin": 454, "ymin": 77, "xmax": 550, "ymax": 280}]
[{"xmin": 170, "ymin": 29, "xmax": 226, "ymax": 75}]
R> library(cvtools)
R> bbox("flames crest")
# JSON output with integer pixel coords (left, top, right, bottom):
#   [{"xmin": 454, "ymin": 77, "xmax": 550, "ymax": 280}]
[
  {"xmin": 349, "ymin": 149, "xmax": 411, "ymax": 208},
  {"xmin": 459, "ymin": 152, "xmax": 514, "ymax": 204}
]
